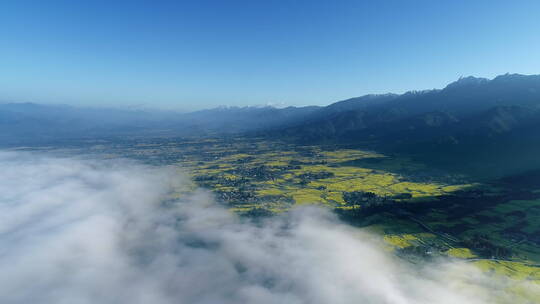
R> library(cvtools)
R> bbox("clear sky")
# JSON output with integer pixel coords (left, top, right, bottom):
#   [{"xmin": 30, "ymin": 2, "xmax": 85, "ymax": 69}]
[{"xmin": 1, "ymin": 0, "xmax": 539, "ymax": 111}]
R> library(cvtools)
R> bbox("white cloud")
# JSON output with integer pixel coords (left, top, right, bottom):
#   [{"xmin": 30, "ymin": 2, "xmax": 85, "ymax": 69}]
[{"xmin": 0, "ymin": 152, "xmax": 535, "ymax": 304}]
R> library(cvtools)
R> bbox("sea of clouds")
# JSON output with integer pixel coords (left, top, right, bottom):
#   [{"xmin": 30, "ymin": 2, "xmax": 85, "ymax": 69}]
[{"xmin": 0, "ymin": 151, "xmax": 536, "ymax": 304}]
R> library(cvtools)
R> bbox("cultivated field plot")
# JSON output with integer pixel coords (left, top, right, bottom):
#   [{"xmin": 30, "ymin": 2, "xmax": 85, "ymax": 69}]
[{"xmin": 176, "ymin": 138, "xmax": 474, "ymax": 212}]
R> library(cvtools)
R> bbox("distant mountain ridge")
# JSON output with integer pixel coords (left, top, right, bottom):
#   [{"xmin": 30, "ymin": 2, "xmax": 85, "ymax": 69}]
[
  {"xmin": 274, "ymin": 73, "xmax": 540, "ymax": 137},
  {"xmin": 268, "ymin": 73, "xmax": 540, "ymax": 178},
  {"xmin": 0, "ymin": 102, "xmax": 320, "ymax": 145},
  {"xmin": 2, "ymin": 73, "xmax": 540, "ymax": 178}
]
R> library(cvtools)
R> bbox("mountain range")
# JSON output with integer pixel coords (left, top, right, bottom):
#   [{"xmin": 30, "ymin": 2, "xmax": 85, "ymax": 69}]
[
  {"xmin": 2, "ymin": 73, "xmax": 540, "ymax": 178},
  {"xmin": 270, "ymin": 74, "xmax": 540, "ymax": 178},
  {"xmin": 0, "ymin": 102, "xmax": 320, "ymax": 144}
]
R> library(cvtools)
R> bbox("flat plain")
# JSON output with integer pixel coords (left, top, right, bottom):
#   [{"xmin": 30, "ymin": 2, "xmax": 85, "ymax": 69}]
[{"xmin": 21, "ymin": 136, "xmax": 540, "ymax": 300}]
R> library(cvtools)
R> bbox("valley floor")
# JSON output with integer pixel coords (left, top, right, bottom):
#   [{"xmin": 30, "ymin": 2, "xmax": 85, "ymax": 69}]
[{"xmin": 12, "ymin": 136, "xmax": 540, "ymax": 301}]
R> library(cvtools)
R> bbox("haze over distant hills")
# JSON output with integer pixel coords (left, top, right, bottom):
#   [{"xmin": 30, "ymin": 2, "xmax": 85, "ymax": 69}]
[
  {"xmin": 2, "ymin": 73, "xmax": 540, "ymax": 177},
  {"xmin": 0, "ymin": 102, "xmax": 320, "ymax": 144}
]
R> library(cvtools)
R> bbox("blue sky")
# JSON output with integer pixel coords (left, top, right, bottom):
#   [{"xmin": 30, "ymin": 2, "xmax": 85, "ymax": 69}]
[{"xmin": 1, "ymin": 0, "xmax": 539, "ymax": 111}]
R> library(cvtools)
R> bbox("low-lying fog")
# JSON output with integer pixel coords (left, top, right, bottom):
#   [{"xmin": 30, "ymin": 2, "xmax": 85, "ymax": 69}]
[{"xmin": 0, "ymin": 152, "xmax": 536, "ymax": 304}]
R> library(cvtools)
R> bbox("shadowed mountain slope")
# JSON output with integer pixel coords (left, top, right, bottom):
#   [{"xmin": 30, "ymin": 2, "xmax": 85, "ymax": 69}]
[{"xmin": 268, "ymin": 74, "xmax": 540, "ymax": 178}]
